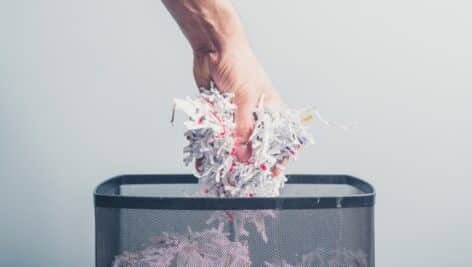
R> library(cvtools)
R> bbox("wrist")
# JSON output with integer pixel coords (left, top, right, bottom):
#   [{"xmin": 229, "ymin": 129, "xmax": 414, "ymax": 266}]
[
  {"xmin": 187, "ymin": 0, "xmax": 248, "ymax": 54},
  {"xmin": 163, "ymin": 0, "xmax": 249, "ymax": 55}
]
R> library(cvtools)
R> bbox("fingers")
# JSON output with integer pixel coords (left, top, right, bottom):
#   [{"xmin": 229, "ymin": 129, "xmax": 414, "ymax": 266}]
[
  {"xmin": 231, "ymin": 88, "xmax": 259, "ymax": 162},
  {"xmin": 231, "ymin": 84, "xmax": 283, "ymax": 164},
  {"xmin": 233, "ymin": 142, "xmax": 252, "ymax": 162}
]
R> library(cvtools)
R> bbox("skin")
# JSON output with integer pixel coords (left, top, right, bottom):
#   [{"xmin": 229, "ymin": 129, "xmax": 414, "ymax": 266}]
[{"xmin": 162, "ymin": 0, "xmax": 285, "ymax": 175}]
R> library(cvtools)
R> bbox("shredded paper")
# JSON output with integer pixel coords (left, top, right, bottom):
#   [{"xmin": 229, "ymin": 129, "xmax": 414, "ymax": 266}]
[
  {"xmin": 264, "ymin": 249, "xmax": 367, "ymax": 267},
  {"xmin": 113, "ymin": 224, "xmax": 251, "ymax": 267},
  {"xmin": 172, "ymin": 85, "xmax": 314, "ymax": 197},
  {"xmin": 112, "ymin": 86, "xmax": 368, "ymax": 267},
  {"xmin": 110, "ymin": 85, "xmax": 366, "ymax": 267}
]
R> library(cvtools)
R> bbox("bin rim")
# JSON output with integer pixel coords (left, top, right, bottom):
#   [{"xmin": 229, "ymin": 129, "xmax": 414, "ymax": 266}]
[{"xmin": 94, "ymin": 174, "xmax": 375, "ymax": 210}]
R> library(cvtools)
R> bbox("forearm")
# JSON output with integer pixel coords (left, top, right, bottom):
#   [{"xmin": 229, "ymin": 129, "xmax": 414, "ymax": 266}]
[{"xmin": 161, "ymin": 0, "xmax": 249, "ymax": 54}]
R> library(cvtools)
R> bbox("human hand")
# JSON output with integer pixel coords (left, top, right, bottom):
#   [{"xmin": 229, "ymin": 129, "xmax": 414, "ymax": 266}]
[{"xmin": 163, "ymin": 0, "xmax": 286, "ymax": 175}]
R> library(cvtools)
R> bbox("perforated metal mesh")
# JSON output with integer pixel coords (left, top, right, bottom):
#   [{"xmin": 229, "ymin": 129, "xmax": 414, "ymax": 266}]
[{"xmin": 94, "ymin": 175, "xmax": 375, "ymax": 267}]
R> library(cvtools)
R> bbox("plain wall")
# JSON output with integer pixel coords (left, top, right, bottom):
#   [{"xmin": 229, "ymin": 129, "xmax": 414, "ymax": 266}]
[{"xmin": 1, "ymin": 0, "xmax": 471, "ymax": 266}]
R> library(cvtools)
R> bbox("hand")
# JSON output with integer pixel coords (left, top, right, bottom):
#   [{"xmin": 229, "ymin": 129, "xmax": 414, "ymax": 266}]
[
  {"xmin": 163, "ymin": 0, "xmax": 286, "ymax": 175},
  {"xmin": 194, "ymin": 44, "xmax": 282, "ymax": 154}
]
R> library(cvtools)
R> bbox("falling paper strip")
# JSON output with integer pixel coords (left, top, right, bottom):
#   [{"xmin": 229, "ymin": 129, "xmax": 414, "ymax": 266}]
[{"xmin": 206, "ymin": 210, "xmax": 277, "ymax": 243}]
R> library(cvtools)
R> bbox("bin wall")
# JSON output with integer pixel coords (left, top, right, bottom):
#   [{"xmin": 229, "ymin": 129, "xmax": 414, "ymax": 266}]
[{"xmin": 96, "ymin": 207, "xmax": 374, "ymax": 266}]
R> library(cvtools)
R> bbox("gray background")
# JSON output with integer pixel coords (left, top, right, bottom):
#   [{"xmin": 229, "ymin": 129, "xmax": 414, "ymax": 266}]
[{"xmin": 1, "ymin": 0, "xmax": 471, "ymax": 266}]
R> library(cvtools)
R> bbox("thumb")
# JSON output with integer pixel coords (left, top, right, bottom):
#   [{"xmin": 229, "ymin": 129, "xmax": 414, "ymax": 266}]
[{"xmin": 193, "ymin": 53, "xmax": 212, "ymax": 89}]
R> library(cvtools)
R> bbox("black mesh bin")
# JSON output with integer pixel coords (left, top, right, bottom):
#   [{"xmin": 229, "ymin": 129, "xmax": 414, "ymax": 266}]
[{"xmin": 94, "ymin": 174, "xmax": 375, "ymax": 267}]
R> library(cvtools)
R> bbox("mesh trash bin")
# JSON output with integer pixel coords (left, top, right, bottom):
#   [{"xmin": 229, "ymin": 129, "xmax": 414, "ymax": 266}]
[{"xmin": 94, "ymin": 174, "xmax": 375, "ymax": 267}]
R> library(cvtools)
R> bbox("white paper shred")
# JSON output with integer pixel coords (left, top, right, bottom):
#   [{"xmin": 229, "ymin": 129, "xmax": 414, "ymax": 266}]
[
  {"xmin": 173, "ymin": 85, "xmax": 314, "ymax": 197},
  {"xmin": 112, "ymin": 224, "xmax": 251, "ymax": 267}
]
